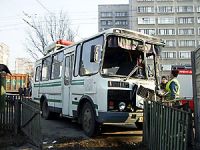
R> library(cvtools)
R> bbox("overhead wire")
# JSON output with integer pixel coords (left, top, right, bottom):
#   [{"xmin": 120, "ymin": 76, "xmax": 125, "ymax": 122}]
[
  {"xmin": 1, "ymin": 8, "xmax": 172, "ymax": 31},
  {"xmin": 35, "ymin": 0, "xmax": 52, "ymax": 14}
]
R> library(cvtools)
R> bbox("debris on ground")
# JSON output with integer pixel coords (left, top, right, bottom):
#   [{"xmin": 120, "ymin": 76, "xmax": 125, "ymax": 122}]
[{"xmin": 42, "ymin": 136, "xmax": 148, "ymax": 150}]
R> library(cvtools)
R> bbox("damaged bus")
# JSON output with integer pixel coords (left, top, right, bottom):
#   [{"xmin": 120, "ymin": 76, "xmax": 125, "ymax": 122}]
[{"xmin": 32, "ymin": 28, "xmax": 164, "ymax": 136}]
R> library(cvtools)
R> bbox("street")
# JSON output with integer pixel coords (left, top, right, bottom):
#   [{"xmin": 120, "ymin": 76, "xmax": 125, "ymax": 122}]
[{"xmin": 41, "ymin": 117, "xmax": 145, "ymax": 149}]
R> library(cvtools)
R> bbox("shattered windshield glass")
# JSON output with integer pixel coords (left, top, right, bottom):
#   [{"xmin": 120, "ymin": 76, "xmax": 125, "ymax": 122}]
[{"xmin": 101, "ymin": 35, "xmax": 157, "ymax": 79}]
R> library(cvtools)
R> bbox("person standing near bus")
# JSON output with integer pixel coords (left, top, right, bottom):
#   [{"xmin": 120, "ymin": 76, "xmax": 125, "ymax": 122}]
[
  {"xmin": 160, "ymin": 76, "xmax": 168, "ymax": 90},
  {"xmin": 165, "ymin": 69, "xmax": 180, "ymax": 100}
]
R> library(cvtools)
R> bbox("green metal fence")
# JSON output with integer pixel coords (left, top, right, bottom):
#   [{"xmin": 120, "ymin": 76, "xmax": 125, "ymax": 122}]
[
  {"xmin": 21, "ymin": 98, "xmax": 42, "ymax": 147},
  {"xmin": 0, "ymin": 96, "xmax": 15, "ymax": 131},
  {"xmin": 143, "ymin": 100, "xmax": 193, "ymax": 150},
  {"xmin": 0, "ymin": 94, "xmax": 42, "ymax": 148}
]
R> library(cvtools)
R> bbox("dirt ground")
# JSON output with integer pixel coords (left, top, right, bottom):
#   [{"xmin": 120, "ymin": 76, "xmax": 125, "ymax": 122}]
[
  {"xmin": 0, "ymin": 117, "xmax": 148, "ymax": 150},
  {"xmin": 41, "ymin": 135, "xmax": 147, "ymax": 150},
  {"xmin": 0, "ymin": 134, "xmax": 147, "ymax": 150},
  {"xmin": 41, "ymin": 117, "xmax": 147, "ymax": 150}
]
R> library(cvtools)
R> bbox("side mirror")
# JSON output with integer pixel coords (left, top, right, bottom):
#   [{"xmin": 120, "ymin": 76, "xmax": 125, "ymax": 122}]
[{"xmin": 90, "ymin": 45, "xmax": 102, "ymax": 63}]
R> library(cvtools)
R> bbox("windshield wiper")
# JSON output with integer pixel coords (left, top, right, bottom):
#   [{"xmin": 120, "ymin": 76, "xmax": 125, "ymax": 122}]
[{"xmin": 123, "ymin": 65, "xmax": 139, "ymax": 81}]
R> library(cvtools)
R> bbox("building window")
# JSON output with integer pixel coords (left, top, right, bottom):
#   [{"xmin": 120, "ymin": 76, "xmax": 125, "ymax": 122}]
[
  {"xmin": 198, "ymin": 17, "xmax": 200, "ymax": 23},
  {"xmin": 157, "ymin": 0, "xmax": 174, "ymax": 1},
  {"xmin": 178, "ymin": 17, "xmax": 194, "ymax": 24},
  {"xmin": 165, "ymin": 40, "xmax": 176, "ymax": 47},
  {"xmin": 138, "ymin": 17, "xmax": 155, "ymax": 24},
  {"xmin": 177, "ymin": 0, "xmax": 192, "ymax": 1},
  {"xmin": 197, "ymin": 6, "xmax": 200, "ymax": 12},
  {"xmin": 177, "ymin": 6, "xmax": 193, "ymax": 13},
  {"xmin": 137, "ymin": 0, "xmax": 154, "ymax": 1},
  {"xmin": 158, "ymin": 17, "xmax": 175, "ymax": 24},
  {"xmin": 100, "ymin": 28, "xmax": 109, "ymax": 31},
  {"xmin": 138, "ymin": 28, "xmax": 156, "ymax": 35},
  {"xmin": 161, "ymin": 51, "xmax": 177, "ymax": 59},
  {"xmin": 161, "ymin": 64, "xmax": 171, "ymax": 71},
  {"xmin": 101, "ymin": 20, "xmax": 113, "ymax": 26},
  {"xmin": 178, "ymin": 28, "xmax": 195, "ymax": 35},
  {"xmin": 158, "ymin": 6, "xmax": 174, "ymax": 13},
  {"xmin": 100, "ymin": 12, "xmax": 113, "ymax": 18},
  {"xmin": 179, "ymin": 40, "xmax": 195, "ymax": 47},
  {"xmin": 115, "ymin": 20, "xmax": 128, "ymax": 25},
  {"xmin": 137, "ymin": 6, "xmax": 154, "ymax": 13},
  {"xmin": 198, "ymin": 40, "xmax": 200, "ymax": 46},
  {"xmin": 179, "ymin": 51, "xmax": 191, "ymax": 59},
  {"xmin": 115, "ymin": 12, "xmax": 128, "ymax": 17},
  {"xmin": 158, "ymin": 29, "xmax": 176, "ymax": 35}
]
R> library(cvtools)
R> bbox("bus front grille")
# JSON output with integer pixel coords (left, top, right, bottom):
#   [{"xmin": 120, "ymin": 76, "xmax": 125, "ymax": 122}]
[{"xmin": 107, "ymin": 90, "xmax": 132, "ymax": 111}]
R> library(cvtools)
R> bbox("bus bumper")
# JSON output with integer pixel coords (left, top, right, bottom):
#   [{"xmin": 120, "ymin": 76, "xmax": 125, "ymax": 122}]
[{"xmin": 97, "ymin": 111, "xmax": 143, "ymax": 124}]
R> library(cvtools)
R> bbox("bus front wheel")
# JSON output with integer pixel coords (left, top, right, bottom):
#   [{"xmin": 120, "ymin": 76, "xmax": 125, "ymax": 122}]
[{"xmin": 82, "ymin": 102, "xmax": 97, "ymax": 137}]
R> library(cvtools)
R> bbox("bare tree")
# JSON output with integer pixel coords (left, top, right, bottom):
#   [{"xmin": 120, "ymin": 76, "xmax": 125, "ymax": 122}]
[{"xmin": 24, "ymin": 11, "xmax": 76, "ymax": 59}]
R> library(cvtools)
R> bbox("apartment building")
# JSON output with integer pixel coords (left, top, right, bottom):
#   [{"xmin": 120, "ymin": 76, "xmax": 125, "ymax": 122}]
[
  {"xmin": 98, "ymin": 4, "xmax": 129, "ymax": 32},
  {"xmin": 129, "ymin": 0, "xmax": 200, "ymax": 74},
  {"xmin": 0, "ymin": 43, "xmax": 9, "ymax": 66},
  {"xmin": 15, "ymin": 58, "xmax": 34, "ymax": 74}
]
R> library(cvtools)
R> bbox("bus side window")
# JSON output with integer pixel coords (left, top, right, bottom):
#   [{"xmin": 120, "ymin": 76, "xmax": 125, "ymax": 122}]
[
  {"xmin": 42, "ymin": 56, "xmax": 51, "ymax": 81},
  {"xmin": 74, "ymin": 45, "xmax": 81, "ymax": 77},
  {"xmin": 71, "ymin": 54, "xmax": 74, "ymax": 78},
  {"xmin": 51, "ymin": 51, "xmax": 64, "ymax": 79},
  {"xmin": 35, "ymin": 66, "xmax": 41, "ymax": 82},
  {"xmin": 80, "ymin": 35, "xmax": 103, "ymax": 76},
  {"xmin": 64, "ymin": 57, "xmax": 70, "ymax": 85}
]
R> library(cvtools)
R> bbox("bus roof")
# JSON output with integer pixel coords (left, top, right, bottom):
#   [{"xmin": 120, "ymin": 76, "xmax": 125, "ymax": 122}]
[
  {"xmin": 102, "ymin": 28, "xmax": 164, "ymax": 45},
  {"xmin": 36, "ymin": 28, "xmax": 165, "ymax": 62},
  {"xmin": 78, "ymin": 28, "xmax": 165, "ymax": 46}
]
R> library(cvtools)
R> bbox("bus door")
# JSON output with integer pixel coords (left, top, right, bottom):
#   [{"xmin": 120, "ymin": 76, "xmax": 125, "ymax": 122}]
[
  {"xmin": 62, "ymin": 55, "xmax": 73, "ymax": 115},
  {"xmin": 33, "ymin": 65, "xmax": 41, "ymax": 100}
]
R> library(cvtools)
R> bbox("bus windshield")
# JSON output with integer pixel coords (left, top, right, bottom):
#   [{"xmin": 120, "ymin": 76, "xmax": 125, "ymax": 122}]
[{"xmin": 101, "ymin": 35, "xmax": 160, "ymax": 79}]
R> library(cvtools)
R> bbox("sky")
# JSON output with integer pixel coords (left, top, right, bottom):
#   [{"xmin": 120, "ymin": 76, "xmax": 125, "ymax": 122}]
[{"xmin": 0, "ymin": 0, "xmax": 129, "ymax": 69}]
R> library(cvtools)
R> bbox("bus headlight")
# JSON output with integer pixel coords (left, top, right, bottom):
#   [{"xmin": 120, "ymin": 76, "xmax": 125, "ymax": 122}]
[{"xmin": 119, "ymin": 102, "xmax": 126, "ymax": 111}]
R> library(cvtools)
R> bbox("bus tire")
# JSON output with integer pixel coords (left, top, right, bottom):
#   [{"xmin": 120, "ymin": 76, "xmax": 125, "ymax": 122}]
[
  {"xmin": 42, "ymin": 101, "xmax": 51, "ymax": 120},
  {"xmin": 81, "ymin": 102, "xmax": 97, "ymax": 137},
  {"xmin": 135, "ymin": 122, "xmax": 143, "ymax": 130}
]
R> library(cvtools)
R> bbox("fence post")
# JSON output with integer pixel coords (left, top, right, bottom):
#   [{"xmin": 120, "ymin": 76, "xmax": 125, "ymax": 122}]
[
  {"xmin": 143, "ymin": 100, "xmax": 150, "ymax": 145},
  {"xmin": 187, "ymin": 109, "xmax": 194, "ymax": 149},
  {"xmin": 14, "ymin": 98, "xmax": 21, "ymax": 134},
  {"xmin": 0, "ymin": 73, "xmax": 6, "ymax": 113}
]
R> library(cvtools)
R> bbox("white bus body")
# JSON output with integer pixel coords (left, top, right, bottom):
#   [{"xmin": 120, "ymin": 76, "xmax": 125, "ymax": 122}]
[{"xmin": 32, "ymin": 28, "xmax": 164, "ymax": 136}]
